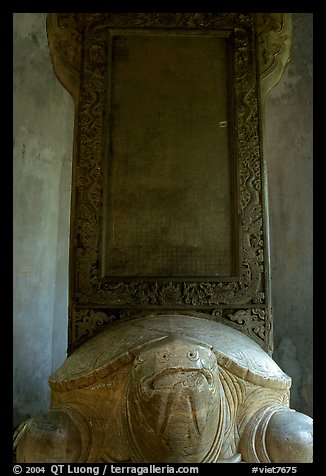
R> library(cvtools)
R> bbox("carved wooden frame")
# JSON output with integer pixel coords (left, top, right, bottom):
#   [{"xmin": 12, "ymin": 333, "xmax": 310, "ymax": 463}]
[{"xmin": 47, "ymin": 13, "xmax": 291, "ymax": 354}]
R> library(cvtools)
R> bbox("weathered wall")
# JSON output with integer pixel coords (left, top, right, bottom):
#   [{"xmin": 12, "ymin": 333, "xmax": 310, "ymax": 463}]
[
  {"xmin": 13, "ymin": 12, "xmax": 313, "ymax": 429},
  {"xmin": 13, "ymin": 13, "xmax": 74, "ymax": 428},
  {"xmin": 265, "ymin": 13, "xmax": 313, "ymax": 417}
]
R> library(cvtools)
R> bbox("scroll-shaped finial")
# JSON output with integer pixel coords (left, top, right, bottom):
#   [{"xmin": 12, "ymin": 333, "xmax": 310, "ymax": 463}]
[
  {"xmin": 256, "ymin": 13, "xmax": 292, "ymax": 102},
  {"xmin": 46, "ymin": 13, "xmax": 82, "ymax": 103}
]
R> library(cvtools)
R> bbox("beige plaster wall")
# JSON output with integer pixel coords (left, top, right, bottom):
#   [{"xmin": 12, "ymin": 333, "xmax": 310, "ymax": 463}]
[{"xmin": 13, "ymin": 13, "xmax": 74, "ymax": 427}]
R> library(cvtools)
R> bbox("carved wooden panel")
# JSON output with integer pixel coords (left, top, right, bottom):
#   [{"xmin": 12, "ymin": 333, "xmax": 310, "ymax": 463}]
[{"xmin": 47, "ymin": 13, "xmax": 291, "ymax": 355}]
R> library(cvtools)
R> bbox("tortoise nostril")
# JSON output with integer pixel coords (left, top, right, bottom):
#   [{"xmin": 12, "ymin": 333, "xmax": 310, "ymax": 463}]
[{"xmin": 158, "ymin": 351, "xmax": 171, "ymax": 363}]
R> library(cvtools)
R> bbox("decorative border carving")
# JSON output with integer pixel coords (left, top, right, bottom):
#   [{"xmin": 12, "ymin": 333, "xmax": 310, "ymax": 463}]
[
  {"xmin": 71, "ymin": 308, "xmax": 272, "ymax": 355},
  {"xmin": 81, "ymin": 13, "xmax": 253, "ymax": 31},
  {"xmin": 73, "ymin": 13, "xmax": 266, "ymax": 308}
]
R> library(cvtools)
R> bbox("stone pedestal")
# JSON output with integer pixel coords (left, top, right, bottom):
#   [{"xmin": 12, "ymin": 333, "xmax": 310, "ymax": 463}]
[{"xmin": 14, "ymin": 315, "xmax": 313, "ymax": 463}]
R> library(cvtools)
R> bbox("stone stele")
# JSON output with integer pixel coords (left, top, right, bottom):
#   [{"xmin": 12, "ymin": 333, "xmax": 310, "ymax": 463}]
[{"xmin": 14, "ymin": 314, "xmax": 313, "ymax": 463}]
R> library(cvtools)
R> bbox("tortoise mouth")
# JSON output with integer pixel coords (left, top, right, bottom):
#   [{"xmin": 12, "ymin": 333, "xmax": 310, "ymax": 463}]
[{"xmin": 142, "ymin": 367, "xmax": 214, "ymax": 392}]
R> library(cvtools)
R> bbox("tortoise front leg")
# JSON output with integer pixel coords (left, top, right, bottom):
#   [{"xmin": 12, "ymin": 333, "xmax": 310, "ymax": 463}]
[
  {"xmin": 239, "ymin": 407, "xmax": 313, "ymax": 463},
  {"xmin": 14, "ymin": 406, "xmax": 87, "ymax": 463},
  {"xmin": 264, "ymin": 409, "xmax": 313, "ymax": 463}
]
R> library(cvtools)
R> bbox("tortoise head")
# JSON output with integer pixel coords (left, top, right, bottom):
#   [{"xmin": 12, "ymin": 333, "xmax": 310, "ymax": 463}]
[{"xmin": 125, "ymin": 336, "xmax": 224, "ymax": 462}]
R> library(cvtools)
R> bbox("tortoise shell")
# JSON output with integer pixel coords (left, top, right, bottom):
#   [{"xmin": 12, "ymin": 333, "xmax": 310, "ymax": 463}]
[{"xmin": 49, "ymin": 313, "xmax": 291, "ymax": 392}]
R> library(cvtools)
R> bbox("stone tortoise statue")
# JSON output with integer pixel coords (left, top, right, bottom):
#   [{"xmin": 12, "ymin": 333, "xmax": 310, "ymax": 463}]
[{"xmin": 14, "ymin": 314, "xmax": 313, "ymax": 463}]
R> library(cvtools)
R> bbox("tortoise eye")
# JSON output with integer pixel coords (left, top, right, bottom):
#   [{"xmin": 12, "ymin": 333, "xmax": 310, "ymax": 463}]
[
  {"xmin": 134, "ymin": 351, "xmax": 148, "ymax": 367},
  {"xmin": 187, "ymin": 350, "xmax": 199, "ymax": 361},
  {"xmin": 157, "ymin": 351, "xmax": 170, "ymax": 363}
]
